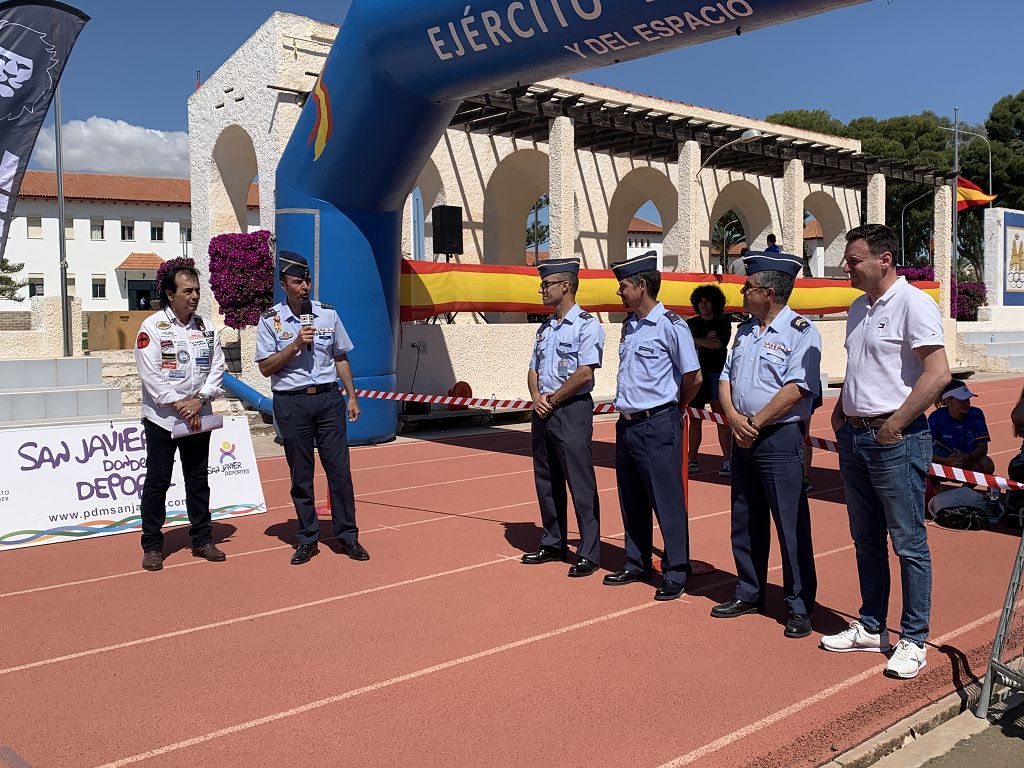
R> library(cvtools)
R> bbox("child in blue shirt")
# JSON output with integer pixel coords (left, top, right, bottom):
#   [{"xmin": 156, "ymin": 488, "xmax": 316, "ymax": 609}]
[{"xmin": 928, "ymin": 382, "xmax": 994, "ymax": 475}]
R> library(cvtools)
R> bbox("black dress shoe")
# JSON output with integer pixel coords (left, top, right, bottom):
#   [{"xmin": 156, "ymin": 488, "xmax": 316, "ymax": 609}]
[
  {"xmin": 710, "ymin": 598, "xmax": 763, "ymax": 618},
  {"xmin": 784, "ymin": 613, "xmax": 813, "ymax": 639},
  {"xmin": 290, "ymin": 543, "xmax": 319, "ymax": 565},
  {"xmin": 521, "ymin": 546, "xmax": 567, "ymax": 565},
  {"xmin": 602, "ymin": 568, "xmax": 650, "ymax": 586},
  {"xmin": 567, "ymin": 558, "xmax": 599, "ymax": 578},
  {"xmin": 655, "ymin": 580, "xmax": 685, "ymax": 601},
  {"xmin": 339, "ymin": 540, "xmax": 370, "ymax": 561}
]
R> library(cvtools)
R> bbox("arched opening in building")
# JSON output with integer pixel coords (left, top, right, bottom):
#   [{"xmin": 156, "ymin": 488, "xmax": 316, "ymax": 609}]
[
  {"xmin": 606, "ymin": 166, "xmax": 675, "ymax": 269},
  {"xmin": 403, "ymin": 158, "xmax": 445, "ymax": 260},
  {"xmin": 705, "ymin": 179, "xmax": 773, "ymax": 271},
  {"xmin": 803, "ymin": 190, "xmax": 847, "ymax": 277},
  {"xmin": 709, "ymin": 211, "xmax": 747, "ymax": 274},
  {"xmin": 210, "ymin": 125, "xmax": 259, "ymax": 236}
]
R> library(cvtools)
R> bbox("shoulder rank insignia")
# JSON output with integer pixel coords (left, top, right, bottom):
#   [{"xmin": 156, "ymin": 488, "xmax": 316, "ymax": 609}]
[
  {"xmin": 664, "ymin": 310, "xmax": 683, "ymax": 325},
  {"xmin": 579, "ymin": 311, "xmax": 593, "ymax": 320},
  {"xmin": 262, "ymin": 308, "xmax": 278, "ymax": 319},
  {"xmin": 319, "ymin": 302, "xmax": 334, "ymax": 311},
  {"xmin": 790, "ymin": 316, "xmax": 810, "ymax": 332}
]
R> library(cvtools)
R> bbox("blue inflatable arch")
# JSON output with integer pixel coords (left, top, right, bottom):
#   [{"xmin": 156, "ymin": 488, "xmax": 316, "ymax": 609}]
[{"xmin": 275, "ymin": 0, "xmax": 866, "ymax": 443}]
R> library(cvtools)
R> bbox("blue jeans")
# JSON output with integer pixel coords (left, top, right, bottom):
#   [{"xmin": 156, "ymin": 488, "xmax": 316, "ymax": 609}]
[{"xmin": 837, "ymin": 415, "xmax": 932, "ymax": 645}]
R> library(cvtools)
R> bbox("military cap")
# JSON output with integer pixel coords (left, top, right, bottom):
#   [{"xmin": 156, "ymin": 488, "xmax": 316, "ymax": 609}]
[
  {"xmin": 611, "ymin": 250, "xmax": 659, "ymax": 280},
  {"xmin": 743, "ymin": 251, "xmax": 803, "ymax": 279},
  {"xmin": 537, "ymin": 257, "xmax": 581, "ymax": 279},
  {"xmin": 279, "ymin": 251, "xmax": 310, "ymax": 279}
]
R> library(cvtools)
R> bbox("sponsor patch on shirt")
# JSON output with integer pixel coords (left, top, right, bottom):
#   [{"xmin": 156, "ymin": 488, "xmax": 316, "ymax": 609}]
[
  {"xmin": 156, "ymin": 321, "xmax": 171, "ymax": 330},
  {"xmin": 136, "ymin": 332, "xmax": 150, "ymax": 349},
  {"xmin": 168, "ymin": 369, "xmax": 187, "ymax": 379},
  {"xmin": 177, "ymin": 349, "xmax": 191, "ymax": 364},
  {"xmin": 763, "ymin": 342, "xmax": 792, "ymax": 354},
  {"xmin": 161, "ymin": 360, "xmax": 177, "ymax": 370}
]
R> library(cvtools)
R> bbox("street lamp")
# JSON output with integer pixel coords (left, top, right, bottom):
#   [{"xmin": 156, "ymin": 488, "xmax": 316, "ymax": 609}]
[
  {"xmin": 900, "ymin": 188, "xmax": 934, "ymax": 266},
  {"xmin": 939, "ymin": 124, "xmax": 993, "ymax": 207},
  {"xmin": 695, "ymin": 129, "xmax": 763, "ymax": 179}
]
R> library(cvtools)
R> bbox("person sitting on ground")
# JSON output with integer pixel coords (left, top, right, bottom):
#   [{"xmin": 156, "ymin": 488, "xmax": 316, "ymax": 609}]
[
  {"xmin": 686, "ymin": 284, "xmax": 732, "ymax": 476},
  {"xmin": 928, "ymin": 381, "xmax": 994, "ymax": 475}
]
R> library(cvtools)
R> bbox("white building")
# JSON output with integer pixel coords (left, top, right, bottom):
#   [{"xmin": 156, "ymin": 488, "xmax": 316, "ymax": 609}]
[{"xmin": 1, "ymin": 171, "xmax": 259, "ymax": 312}]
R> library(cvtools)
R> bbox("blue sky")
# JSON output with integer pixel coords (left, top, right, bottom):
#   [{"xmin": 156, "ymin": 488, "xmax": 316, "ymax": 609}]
[{"xmin": 35, "ymin": 0, "xmax": 1022, "ymax": 178}]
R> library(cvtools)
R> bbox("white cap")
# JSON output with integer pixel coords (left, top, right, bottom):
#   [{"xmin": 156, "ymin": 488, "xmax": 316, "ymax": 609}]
[{"xmin": 944, "ymin": 384, "xmax": 976, "ymax": 401}]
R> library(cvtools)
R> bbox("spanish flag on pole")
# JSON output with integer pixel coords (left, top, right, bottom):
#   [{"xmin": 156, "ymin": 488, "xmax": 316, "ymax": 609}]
[{"xmin": 957, "ymin": 176, "xmax": 997, "ymax": 212}]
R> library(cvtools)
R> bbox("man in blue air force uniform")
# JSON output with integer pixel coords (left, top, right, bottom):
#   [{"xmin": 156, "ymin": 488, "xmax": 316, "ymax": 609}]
[
  {"xmin": 603, "ymin": 252, "xmax": 701, "ymax": 601},
  {"xmin": 712, "ymin": 252, "xmax": 822, "ymax": 638},
  {"xmin": 522, "ymin": 257, "xmax": 605, "ymax": 577},
  {"xmin": 255, "ymin": 252, "xmax": 368, "ymax": 565}
]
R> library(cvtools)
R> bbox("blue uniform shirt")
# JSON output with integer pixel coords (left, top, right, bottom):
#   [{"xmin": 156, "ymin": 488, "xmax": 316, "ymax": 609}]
[
  {"xmin": 255, "ymin": 300, "xmax": 354, "ymax": 391},
  {"xmin": 530, "ymin": 304, "xmax": 604, "ymax": 395},
  {"xmin": 721, "ymin": 305, "xmax": 821, "ymax": 424},
  {"xmin": 928, "ymin": 406, "xmax": 990, "ymax": 457},
  {"xmin": 614, "ymin": 302, "xmax": 700, "ymax": 414}
]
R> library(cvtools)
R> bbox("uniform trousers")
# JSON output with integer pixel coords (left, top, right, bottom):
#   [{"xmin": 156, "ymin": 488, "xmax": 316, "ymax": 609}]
[
  {"xmin": 730, "ymin": 421, "xmax": 817, "ymax": 615},
  {"xmin": 140, "ymin": 419, "xmax": 213, "ymax": 552},
  {"xmin": 531, "ymin": 394, "xmax": 601, "ymax": 563},
  {"xmin": 274, "ymin": 387, "xmax": 358, "ymax": 545},
  {"xmin": 615, "ymin": 406, "xmax": 691, "ymax": 583}
]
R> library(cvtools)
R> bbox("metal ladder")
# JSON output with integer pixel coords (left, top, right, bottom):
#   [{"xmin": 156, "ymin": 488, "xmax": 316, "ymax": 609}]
[{"xmin": 977, "ymin": 530, "xmax": 1024, "ymax": 718}]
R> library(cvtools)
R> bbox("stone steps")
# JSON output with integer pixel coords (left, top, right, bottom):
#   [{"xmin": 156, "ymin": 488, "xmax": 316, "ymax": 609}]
[
  {"xmin": 959, "ymin": 327, "xmax": 1024, "ymax": 371},
  {"xmin": 0, "ymin": 356, "xmax": 122, "ymax": 424}
]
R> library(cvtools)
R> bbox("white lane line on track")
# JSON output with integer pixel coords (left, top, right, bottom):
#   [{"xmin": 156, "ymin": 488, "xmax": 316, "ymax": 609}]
[
  {"xmin": 89, "ymin": 540, "xmax": 865, "ymax": 767},
  {"xmin": 0, "ymin": 556, "xmax": 517, "ymax": 677},
  {"xmin": 651, "ymin": 608, "xmax": 1004, "ymax": 768},
  {"xmin": 260, "ymin": 447, "xmax": 535, "ymax": 483},
  {"xmin": 0, "ymin": 513, "xmax": 454, "ymax": 600},
  {"xmin": 357, "ymin": 469, "xmax": 533, "ymax": 496},
  {"xmin": 91, "ymin": 600, "xmax": 662, "ymax": 768}
]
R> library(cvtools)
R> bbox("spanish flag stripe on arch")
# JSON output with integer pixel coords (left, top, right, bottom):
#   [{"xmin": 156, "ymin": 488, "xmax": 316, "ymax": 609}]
[{"xmin": 398, "ymin": 261, "xmax": 940, "ymax": 322}]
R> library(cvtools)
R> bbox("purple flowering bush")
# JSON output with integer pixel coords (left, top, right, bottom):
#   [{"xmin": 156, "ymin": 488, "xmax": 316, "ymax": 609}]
[
  {"xmin": 208, "ymin": 230, "xmax": 275, "ymax": 329},
  {"xmin": 952, "ymin": 281, "xmax": 986, "ymax": 322},
  {"xmin": 896, "ymin": 266, "xmax": 986, "ymax": 321}
]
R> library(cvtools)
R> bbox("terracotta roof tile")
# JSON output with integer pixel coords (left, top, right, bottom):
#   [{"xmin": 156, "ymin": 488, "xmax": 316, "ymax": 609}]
[
  {"xmin": 116, "ymin": 252, "xmax": 165, "ymax": 271},
  {"xmin": 628, "ymin": 216, "xmax": 662, "ymax": 234},
  {"xmin": 19, "ymin": 170, "xmax": 259, "ymax": 208}
]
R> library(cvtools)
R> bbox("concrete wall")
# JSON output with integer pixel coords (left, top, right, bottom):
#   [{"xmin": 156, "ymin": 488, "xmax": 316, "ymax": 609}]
[{"xmin": 0, "ymin": 296, "xmax": 83, "ymax": 358}]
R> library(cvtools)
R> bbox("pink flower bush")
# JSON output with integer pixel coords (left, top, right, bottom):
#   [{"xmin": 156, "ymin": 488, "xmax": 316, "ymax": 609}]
[{"xmin": 208, "ymin": 230, "xmax": 275, "ymax": 329}]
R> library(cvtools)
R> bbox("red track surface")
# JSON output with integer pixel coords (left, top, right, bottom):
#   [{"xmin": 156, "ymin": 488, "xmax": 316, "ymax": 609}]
[{"xmin": 2, "ymin": 378, "xmax": 1022, "ymax": 768}]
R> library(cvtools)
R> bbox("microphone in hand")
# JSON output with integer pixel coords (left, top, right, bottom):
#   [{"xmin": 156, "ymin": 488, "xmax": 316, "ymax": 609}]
[{"xmin": 300, "ymin": 300, "xmax": 314, "ymax": 351}]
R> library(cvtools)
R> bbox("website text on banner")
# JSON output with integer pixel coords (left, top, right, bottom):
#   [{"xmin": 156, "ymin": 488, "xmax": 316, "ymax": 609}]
[
  {"xmin": 398, "ymin": 262, "xmax": 940, "ymax": 321},
  {"xmin": 0, "ymin": 416, "xmax": 266, "ymax": 551},
  {"xmin": 352, "ymin": 386, "xmax": 1024, "ymax": 494}
]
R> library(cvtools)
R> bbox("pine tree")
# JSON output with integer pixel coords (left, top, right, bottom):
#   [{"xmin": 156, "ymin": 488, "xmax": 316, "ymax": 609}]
[{"xmin": 0, "ymin": 254, "xmax": 27, "ymax": 302}]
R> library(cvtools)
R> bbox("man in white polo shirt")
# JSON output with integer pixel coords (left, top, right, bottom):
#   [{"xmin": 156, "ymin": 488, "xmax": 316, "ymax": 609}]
[{"xmin": 822, "ymin": 224, "xmax": 950, "ymax": 679}]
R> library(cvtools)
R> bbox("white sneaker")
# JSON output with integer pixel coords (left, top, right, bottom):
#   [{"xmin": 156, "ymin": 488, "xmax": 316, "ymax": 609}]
[
  {"xmin": 820, "ymin": 621, "xmax": 891, "ymax": 653},
  {"xmin": 885, "ymin": 639, "xmax": 927, "ymax": 679}
]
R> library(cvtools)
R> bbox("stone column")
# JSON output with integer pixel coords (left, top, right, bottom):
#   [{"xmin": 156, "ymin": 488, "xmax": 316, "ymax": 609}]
[
  {"xmin": 548, "ymin": 116, "xmax": 576, "ymax": 261},
  {"xmin": 867, "ymin": 173, "xmax": 886, "ymax": 225},
  {"xmin": 782, "ymin": 159, "xmax": 805, "ymax": 257},
  {"xmin": 665, "ymin": 140, "xmax": 702, "ymax": 272},
  {"xmin": 933, "ymin": 184, "xmax": 953, "ymax": 318}
]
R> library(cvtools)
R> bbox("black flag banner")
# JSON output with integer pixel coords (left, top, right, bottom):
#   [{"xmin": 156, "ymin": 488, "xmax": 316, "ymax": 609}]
[{"xmin": 0, "ymin": 1, "xmax": 88, "ymax": 262}]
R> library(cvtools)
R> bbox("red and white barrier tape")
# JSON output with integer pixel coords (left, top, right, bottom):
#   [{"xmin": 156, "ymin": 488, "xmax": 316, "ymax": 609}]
[{"xmin": 351, "ymin": 388, "xmax": 1024, "ymax": 492}]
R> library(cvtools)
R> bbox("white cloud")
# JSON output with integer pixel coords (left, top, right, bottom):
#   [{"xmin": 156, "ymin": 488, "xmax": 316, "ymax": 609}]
[{"xmin": 30, "ymin": 117, "xmax": 189, "ymax": 177}]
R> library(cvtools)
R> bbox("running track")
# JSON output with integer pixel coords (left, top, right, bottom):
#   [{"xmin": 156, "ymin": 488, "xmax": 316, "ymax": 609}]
[{"xmin": 1, "ymin": 377, "xmax": 1022, "ymax": 768}]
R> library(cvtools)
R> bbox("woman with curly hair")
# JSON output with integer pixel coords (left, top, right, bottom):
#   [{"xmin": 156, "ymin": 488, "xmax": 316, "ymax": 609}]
[{"xmin": 686, "ymin": 283, "xmax": 733, "ymax": 475}]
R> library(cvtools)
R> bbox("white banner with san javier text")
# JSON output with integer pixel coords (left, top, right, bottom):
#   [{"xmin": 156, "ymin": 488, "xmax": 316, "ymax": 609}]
[{"xmin": 0, "ymin": 416, "xmax": 265, "ymax": 551}]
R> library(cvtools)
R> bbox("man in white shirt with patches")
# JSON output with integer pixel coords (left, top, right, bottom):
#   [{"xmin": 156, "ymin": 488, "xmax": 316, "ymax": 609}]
[
  {"xmin": 134, "ymin": 263, "xmax": 226, "ymax": 572},
  {"xmin": 821, "ymin": 224, "xmax": 950, "ymax": 679}
]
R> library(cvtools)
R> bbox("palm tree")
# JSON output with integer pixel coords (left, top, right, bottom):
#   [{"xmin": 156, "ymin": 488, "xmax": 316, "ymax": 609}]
[{"xmin": 711, "ymin": 212, "xmax": 745, "ymax": 272}]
